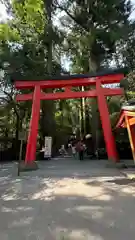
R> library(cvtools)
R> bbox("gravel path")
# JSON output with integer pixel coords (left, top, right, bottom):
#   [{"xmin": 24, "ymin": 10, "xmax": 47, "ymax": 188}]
[{"xmin": 0, "ymin": 159, "xmax": 135, "ymax": 240}]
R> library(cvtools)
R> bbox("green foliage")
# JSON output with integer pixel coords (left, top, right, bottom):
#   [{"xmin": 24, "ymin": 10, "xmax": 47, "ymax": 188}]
[
  {"xmin": 59, "ymin": 0, "xmax": 133, "ymax": 71},
  {"xmin": 120, "ymin": 71, "xmax": 135, "ymax": 101},
  {"xmin": 0, "ymin": 0, "xmax": 62, "ymax": 153},
  {"xmin": 13, "ymin": 0, "xmax": 46, "ymax": 35},
  {"xmin": 0, "ymin": 23, "xmax": 20, "ymax": 41},
  {"xmin": 124, "ymin": 70, "xmax": 135, "ymax": 92}
]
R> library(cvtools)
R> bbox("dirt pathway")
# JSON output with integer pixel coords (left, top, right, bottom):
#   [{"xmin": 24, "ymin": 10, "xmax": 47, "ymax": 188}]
[{"xmin": 0, "ymin": 159, "xmax": 135, "ymax": 239}]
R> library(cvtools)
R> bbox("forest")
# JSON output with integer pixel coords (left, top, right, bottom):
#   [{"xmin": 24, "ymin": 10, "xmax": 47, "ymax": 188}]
[{"xmin": 1, "ymin": 0, "xmax": 135, "ymax": 161}]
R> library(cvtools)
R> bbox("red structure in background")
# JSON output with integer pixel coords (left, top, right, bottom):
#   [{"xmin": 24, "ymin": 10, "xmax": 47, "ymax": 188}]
[
  {"xmin": 15, "ymin": 70, "xmax": 124, "ymax": 164},
  {"xmin": 116, "ymin": 110, "xmax": 135, "ymax": 161}
]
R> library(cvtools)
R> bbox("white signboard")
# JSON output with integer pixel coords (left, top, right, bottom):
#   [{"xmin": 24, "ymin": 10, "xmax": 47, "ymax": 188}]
[{"xmin": 44, "ymin": 136, "xmax": 52, "ymax": 158}]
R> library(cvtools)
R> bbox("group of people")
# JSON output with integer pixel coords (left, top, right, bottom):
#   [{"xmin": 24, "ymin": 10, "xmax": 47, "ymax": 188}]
[
  {"xmin": 70, "ymin": 140, "xmax": 86, "ymax": 160},
  {"xmin": 59, "ymin": 138, "xmax": 86, "ymax": 161}
]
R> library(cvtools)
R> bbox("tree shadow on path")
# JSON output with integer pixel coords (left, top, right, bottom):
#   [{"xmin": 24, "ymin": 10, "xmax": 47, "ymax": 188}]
[{"xmin": 0, "ymin": 161, "xmax": 135, "ymax": 239}]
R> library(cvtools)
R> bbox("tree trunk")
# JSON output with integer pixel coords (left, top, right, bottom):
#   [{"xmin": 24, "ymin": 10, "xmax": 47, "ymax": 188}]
[
  {"xmin": 14, "ymin": 114, "xmax": 21, "ymax": 160},
  {"xmin": 85, "ymin": 103, "xmax": 90, "ymax": 134},
  {"xmin": 40, "ymin": 1, "xmax": 56, "ymax": 150},
  {"xmin": 88, "ymin": 51, "xmax": 100, "ymax": 155},
  {"xmin": 79, "ymin": 86, "xmax": 86, "ymax": 137},
  {"xmin": 80, "ymin": 97, "xmax": 85, "ymax": 136}
]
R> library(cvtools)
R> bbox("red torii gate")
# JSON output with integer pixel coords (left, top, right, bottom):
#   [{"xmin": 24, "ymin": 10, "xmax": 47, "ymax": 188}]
[{"xmin": 14, "ymin": 69, "xmax": 124, "ymax": 165}]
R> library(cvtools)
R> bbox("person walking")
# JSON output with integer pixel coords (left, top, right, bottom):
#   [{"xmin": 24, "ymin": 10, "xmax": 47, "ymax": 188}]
[
  {"xmin": 71, "ymin": 144, "xmax": 77, "ymax": 158},
  {"xmin": 59, "ymin": 145, "xmax": 67, "ymax": 157},
  {"xmin": 76, "ymin": 140, "xmax": 85, "ymax": 161}
]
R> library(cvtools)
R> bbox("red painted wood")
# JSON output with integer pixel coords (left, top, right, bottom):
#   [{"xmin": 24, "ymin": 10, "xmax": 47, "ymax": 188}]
[
  {"xmin": 123, "ymin": 117, "xmax": 135, "ymax": 127},
  {"xmin": 15, "ymin": 78, "xmax": 96, "ymax": 89},
  {"xmin": 125, "ymin": 116, "xmax": 135, "ymax": 161},
  {"xmin": 15, "ymin": 73, "xmax": 123, "ymax": 89},
  {"xmin": 131, "ymin": 125, "xmax": 135, "ymax": 160},
  {"xmin": 16, "ymin": 88, "xmax": 123, "ymax": 102},
  {"xmin": 101, "ymin": 73, "xmax": 123, "ymax": 83},
  {"xmin": 16, "ymin": 93, "xmax": 33, "ymax": 101},
  {"xmin": 25, "ymin": 86, "xmax": 41, "ymax": 163},
  {"xmin": 116, "ymin": 110, "xmax": 135, "ymax": 128},
  {"xmin": 16, "ymin": 90, "xmax": 97, "ymax": 101},
  {"xmin": 96, "ymin": 81, "xmax": 118, "ymax": 162},
  {"xmin": 40, "ymin": 90, "xmax": 97, "ymax": 100},
  {"xmin": 103, "ymin": 88, "xmax": 123, "ymax": 96},
  {"xmin": 116, "ymin": 111, "xmax": 125, "ymax": 128}
]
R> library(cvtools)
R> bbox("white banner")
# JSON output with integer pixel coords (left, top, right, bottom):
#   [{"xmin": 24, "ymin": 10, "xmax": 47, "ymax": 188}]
[{"xmin": 44, "ymin": 136, "xmax": 52, "ymax": 158}]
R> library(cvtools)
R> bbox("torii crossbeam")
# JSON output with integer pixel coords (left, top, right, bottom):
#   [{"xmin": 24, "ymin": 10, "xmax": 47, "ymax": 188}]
[{"xmin": 14, "ymin": 68, "xmax": 125, "ymax": 165}]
